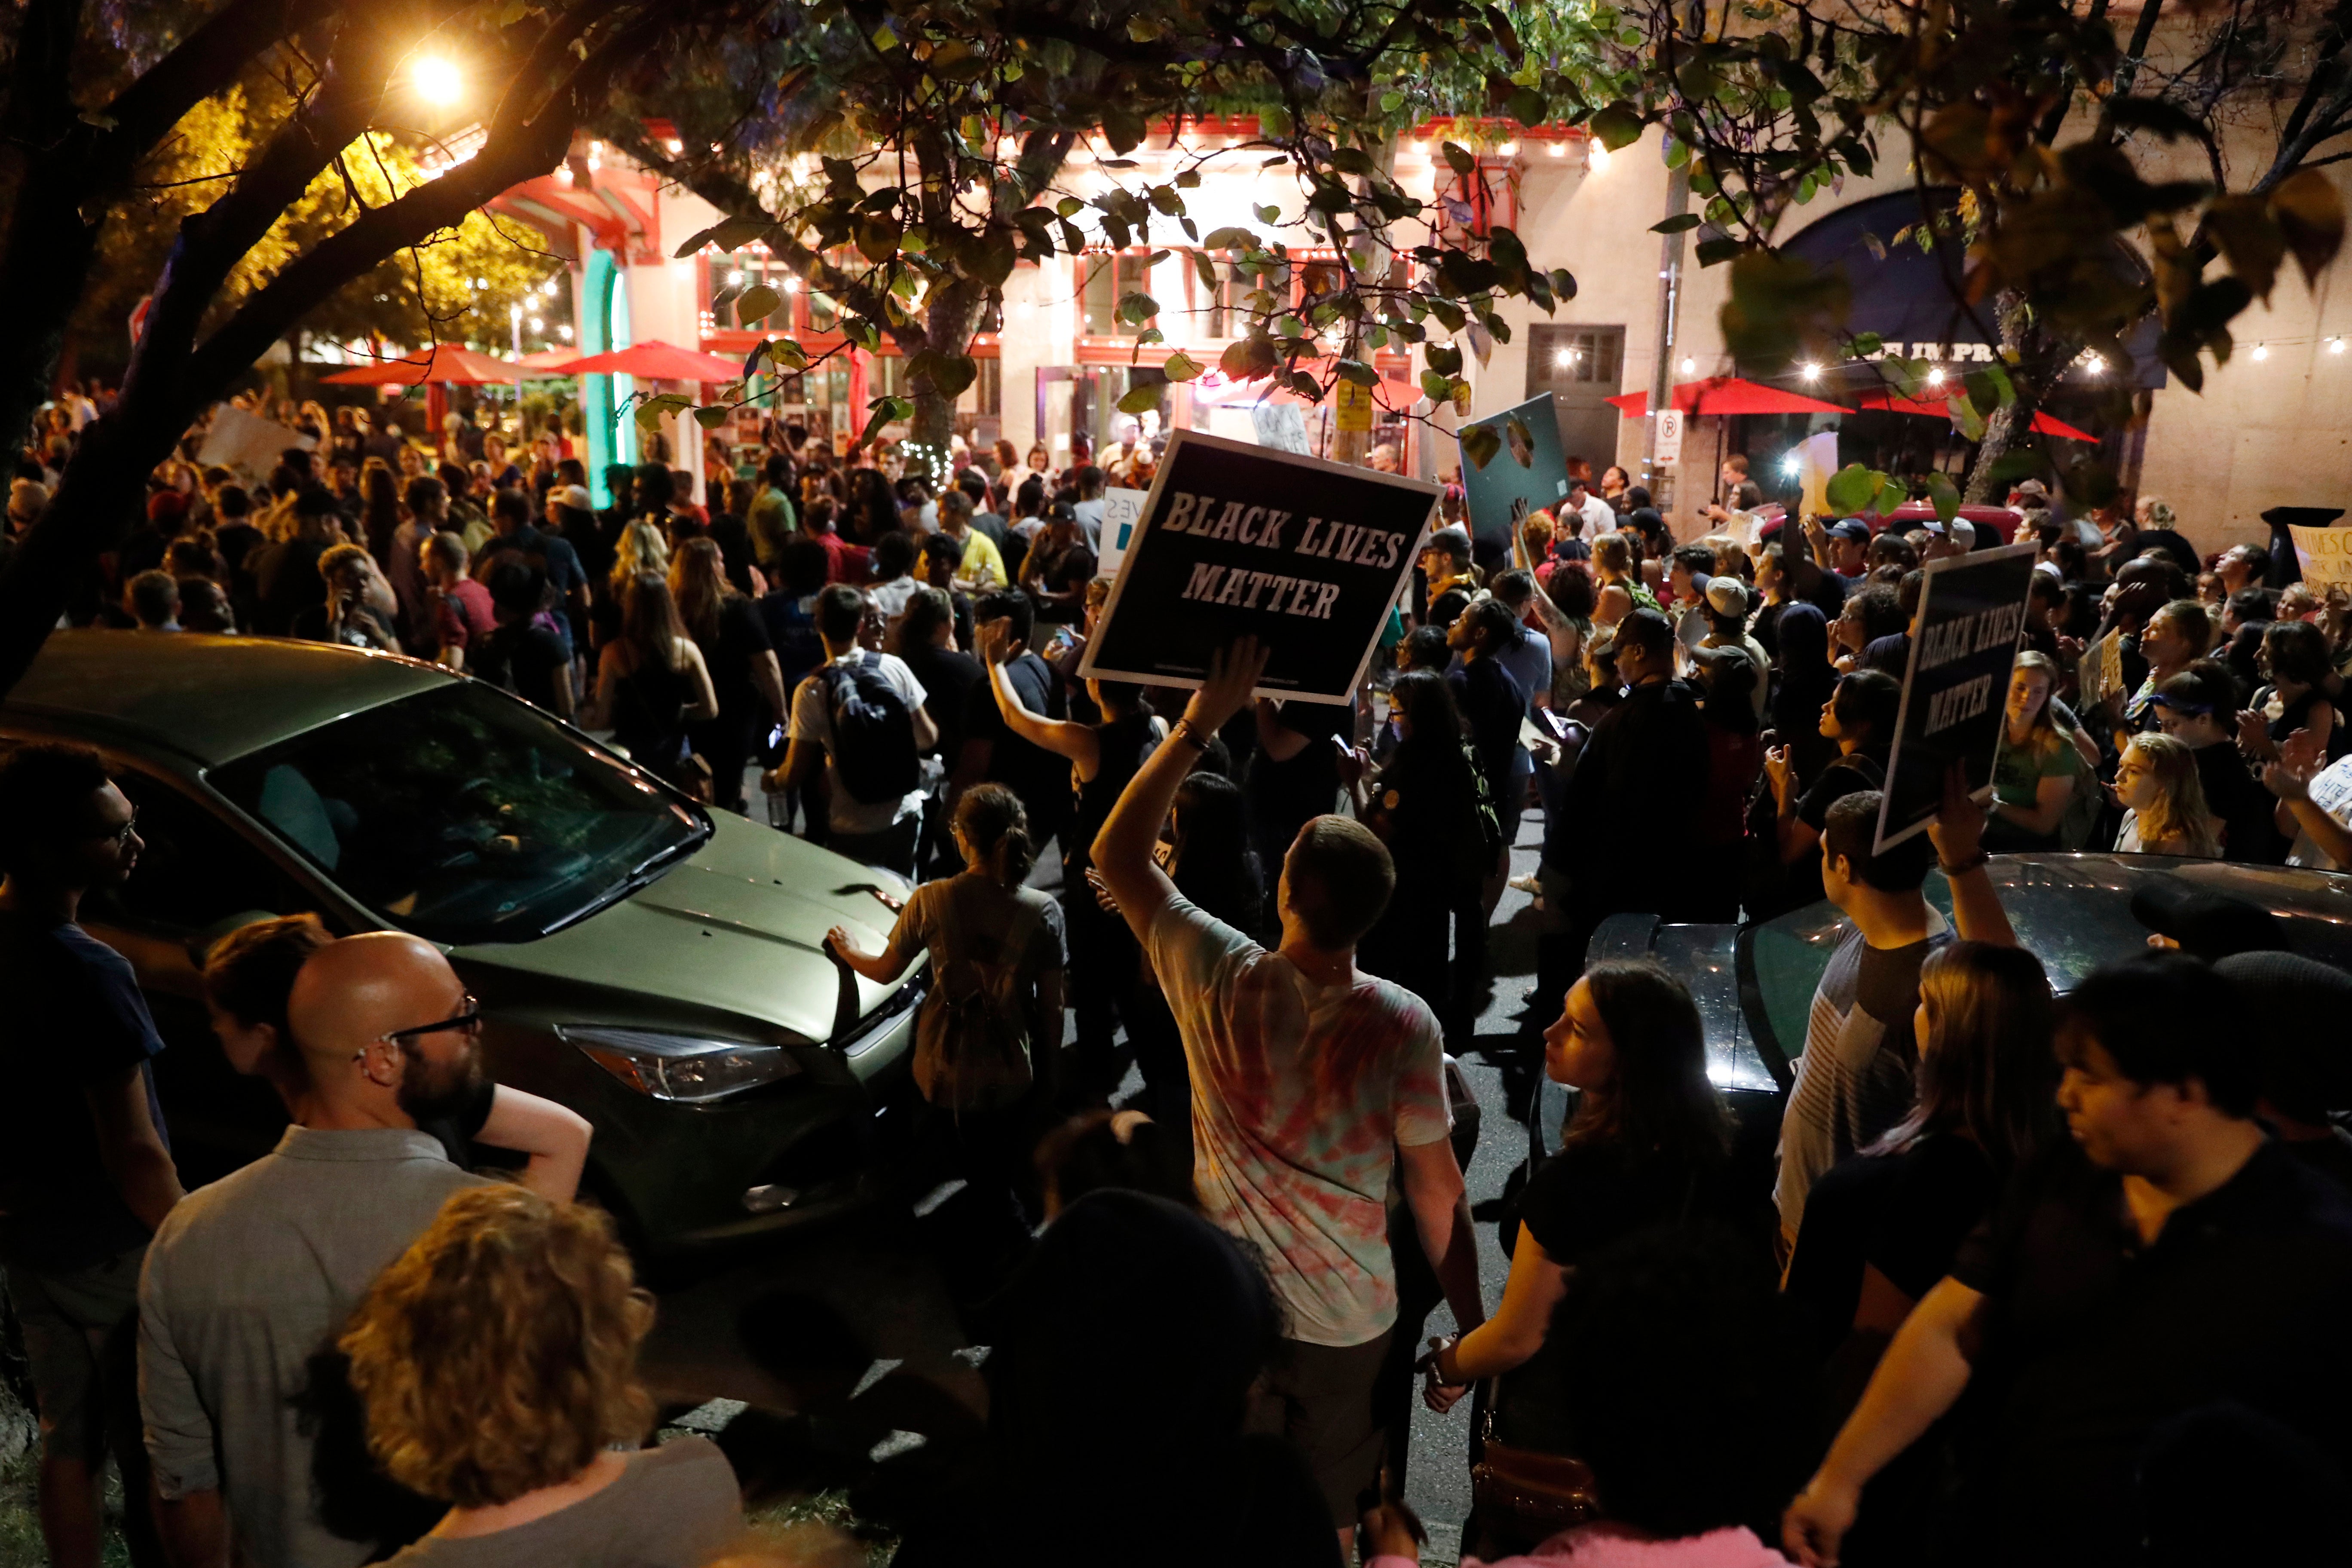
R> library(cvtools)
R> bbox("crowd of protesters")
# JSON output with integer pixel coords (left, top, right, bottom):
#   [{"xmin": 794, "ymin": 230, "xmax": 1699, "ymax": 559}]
[{"xmin": 6, "ymin": 383, "xmax": 2352, "ymax": 1568}]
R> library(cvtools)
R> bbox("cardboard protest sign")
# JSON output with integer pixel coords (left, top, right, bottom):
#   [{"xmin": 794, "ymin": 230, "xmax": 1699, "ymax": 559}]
[
  {"xmin": 2286, "ymin": 754, "xmax": 2352, "ymax": 870},
  {"xmin": 196, "ymin": 403, "xmax": 315, "ymax": 485},
  {"xmin": 1874, "ymin": 541, "xmax": 2040, "ymax": 853},
  {"xmin": 2292, "ymin": 525, "xmax": 2352, "ymax": 592},
  {"xmin": 1079, "ymin": 429, "xmax": 1439, "ymax": 703},
  {"xmin": 1094, "ymin": 486, "xmax": 1147, "ymax": 579},
  {"xmin": 1458, "ymin": 393, "xmax": 1571, "ymax": 560}
]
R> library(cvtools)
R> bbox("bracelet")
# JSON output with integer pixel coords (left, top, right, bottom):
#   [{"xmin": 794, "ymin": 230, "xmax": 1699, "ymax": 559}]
[
  {"xmin": 1170, "ymin": 719, "xmax": 1211, "ymax": 751},
  {"xmin": 1939, "ymin": 850, "xmax": 1990, "ymax": 876}
]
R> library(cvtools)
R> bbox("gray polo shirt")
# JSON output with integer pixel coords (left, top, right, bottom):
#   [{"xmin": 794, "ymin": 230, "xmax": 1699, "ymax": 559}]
[{"xmin": 140, "ymin": 1126, "xmax": 487, "ymax": 1568}]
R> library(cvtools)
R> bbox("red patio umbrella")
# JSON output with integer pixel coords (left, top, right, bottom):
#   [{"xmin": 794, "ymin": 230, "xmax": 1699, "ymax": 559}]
[
  {"xmin": 319, "ymin": 345, "xmax": 521, "ymax": 386},
  {"xmin": 1605, "ymin": 377, "xmax": 1853, "ymax": 417},
  {"xmin": 518, "ymin": 348, "xmax": 585, "ymax": 374},
  {"xmin": 544, "ymin": 339, "xmax": 744, "ymax": 382},
  {"xmin": 1856, "ymin": 389, "xmax": 2098, "ymax": 442}
]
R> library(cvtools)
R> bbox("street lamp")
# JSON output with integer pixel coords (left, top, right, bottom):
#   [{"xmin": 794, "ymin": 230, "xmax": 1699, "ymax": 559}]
[{"xmin": 413, "ymin": 57, "xmax": 462, "ymax": 107}]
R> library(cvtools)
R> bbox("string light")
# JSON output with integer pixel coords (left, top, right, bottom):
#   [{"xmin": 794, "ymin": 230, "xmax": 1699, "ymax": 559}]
[
  {"xmin": 2084, "ymin": 353, "xmax": 2105, "ymax": 375},
  {"xmin": 1587, "ymin": 141, "xmax": 1611, "ymax": 172},
  {"xmin": 2253, "ymin": 342, "xmax": 2271, "ymax": 361},
  {"xmin": 1926, "ymin": 365, "xmax": 1946, "ymax": 385},
  {"xmin": 1679, "ymin": 356, "xmax": 1696, "ymax": 374},
  {"xmin": 2333, "ymin": 337, "xmax": 2347, "ymax": 354}
]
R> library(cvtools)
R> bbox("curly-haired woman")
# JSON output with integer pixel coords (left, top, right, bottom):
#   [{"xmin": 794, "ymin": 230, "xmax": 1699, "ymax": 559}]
[{"xmin": 340, "ymin": 1187, "xmax": 741, "ymax": 1567}]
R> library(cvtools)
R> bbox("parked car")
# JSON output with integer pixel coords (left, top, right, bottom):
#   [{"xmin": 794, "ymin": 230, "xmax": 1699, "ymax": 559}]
[
  {"xmin": 3, "ymin": 631, "xmax": 925, "ymax": 1254},
  {"xmin": 1589, "ymin": 853, "xmax": 2352, "ymax": 1120}
]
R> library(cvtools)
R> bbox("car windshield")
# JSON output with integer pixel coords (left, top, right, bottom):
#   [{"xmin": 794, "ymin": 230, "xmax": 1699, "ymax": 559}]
[{"xmin": 210, "ymin": 681, "xmax": 709, "ymax": 944}]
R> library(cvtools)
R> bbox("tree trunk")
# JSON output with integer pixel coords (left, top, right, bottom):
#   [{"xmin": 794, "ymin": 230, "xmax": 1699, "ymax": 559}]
[
  {"xmin": 1963, "ymin": 287, "xmax": 2069, "ymax": 504},
  {"xmin": 902, "ymin": 279, "xmax": 985, "ymax": 482}
]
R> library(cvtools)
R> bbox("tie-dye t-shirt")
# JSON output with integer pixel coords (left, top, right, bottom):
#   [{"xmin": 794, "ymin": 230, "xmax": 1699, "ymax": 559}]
[{"xmin": 1148, "ymin": 894, "xmax": 1453, "ymax": 1348}]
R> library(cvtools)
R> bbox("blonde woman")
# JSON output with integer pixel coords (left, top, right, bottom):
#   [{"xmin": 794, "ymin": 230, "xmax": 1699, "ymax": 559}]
[
  {"xmin": 1589, "ymin": 531, "xmax": 1658, "ymax": 631},
  {"xmin": 340, "ymin": 1187, "xmax": 741, "ymax": 1567},
  {"xmin": 2113, "ymin": 732, "xmax": 2221, "ymax": 857},
  {"xmin": 608, "ymin": 517, "xmax": 670, "ymax": 600}
]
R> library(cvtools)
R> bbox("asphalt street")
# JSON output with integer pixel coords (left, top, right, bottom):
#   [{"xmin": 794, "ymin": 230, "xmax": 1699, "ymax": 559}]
[{"xmin": 639, "ymin": 809, "xmax": 1558, "ymax": 1564}]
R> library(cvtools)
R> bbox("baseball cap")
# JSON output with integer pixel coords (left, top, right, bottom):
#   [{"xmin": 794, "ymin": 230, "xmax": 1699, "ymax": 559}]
[
  {"xmin": 2214, "ymin": 950, "xmax": 2352, "ymax": 1119},
  {"xmin": 1949, "ymin": 518, "xmax": 1976, "ymax": 549},
  {"xmin": 2014, "ymin": 479, "xmax": 2050, "ymax": 499},
  {"xmin": 556, "ymin": 484, "xmax": 594, "ymax": 513},
  {"xmin": 2129, "ymin": 879, "xmax": 2290, "ymax": 962},
  {"xmin": 1828, "ymin": 518, "xmax": 1871, "ymax": 543},
  {"xmin": 1704, "ymin": 577, "xmax": 1750, "ymax": 617}
]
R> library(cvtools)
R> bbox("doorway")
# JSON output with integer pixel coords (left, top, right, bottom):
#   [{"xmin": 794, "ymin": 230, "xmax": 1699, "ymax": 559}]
[{"xmin": 1527, "ymin": 324, "xmax": 1626, "ymax": 476}]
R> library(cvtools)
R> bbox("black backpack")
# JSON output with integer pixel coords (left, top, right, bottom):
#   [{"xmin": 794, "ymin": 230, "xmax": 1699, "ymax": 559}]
[{"xmin": 822, "ymin": 652, "xmax": 920, "ymax": 804}]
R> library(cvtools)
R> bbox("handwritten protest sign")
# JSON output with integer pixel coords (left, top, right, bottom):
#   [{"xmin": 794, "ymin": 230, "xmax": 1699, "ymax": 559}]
[
  {"xmin": 2292, "ymin": 525, "xmax": 2352, "ymax": 592},
  {"xmin": 1080, "ymin": 430, "xmax": 1437, "ymax": 703},
  {"xmin": 1094, "ymin": 486, "xmax": 1147, "ymax": 579},
  {"xmin": 1875, "ymin": 541, "xmax": 2040, "ymax": 853}
]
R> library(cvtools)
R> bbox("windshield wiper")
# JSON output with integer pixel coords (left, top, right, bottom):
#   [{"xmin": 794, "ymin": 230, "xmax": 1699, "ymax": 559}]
[{"xmin": 531, "ymin": 820, "xmax": 713, "ymax": 939}]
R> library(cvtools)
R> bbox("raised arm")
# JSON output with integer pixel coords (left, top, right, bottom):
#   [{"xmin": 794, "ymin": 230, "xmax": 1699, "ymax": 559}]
[
  {"xmin": 980, "ymin": 621, "xmax": 1097, "ymax": 769},
  {"xmin": 1093, "ymin": 638, "xmax": 1268, "ymax": 945},
  {"xmin": 1927, "ymin": 763, "xmax": 2016, "ymax": 948},
  {"xmin": 474, "ymin": 1087, "xmax": 593, "ymax": 1204}
]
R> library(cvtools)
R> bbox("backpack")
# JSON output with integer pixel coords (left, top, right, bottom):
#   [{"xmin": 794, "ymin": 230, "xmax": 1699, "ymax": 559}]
[
  {"xmin": 822, "ymin": 652, "xmax": 920, "ymax": 804},
  {"xmin": 914, "ymin": 885, "xmax": 1048, "ymax": 1114}
]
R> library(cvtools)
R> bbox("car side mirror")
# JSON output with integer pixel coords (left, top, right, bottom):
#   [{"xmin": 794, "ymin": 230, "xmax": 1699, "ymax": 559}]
[{"xmin": 184, "ymin": 910, "xmax": 285, "ymax": 971}]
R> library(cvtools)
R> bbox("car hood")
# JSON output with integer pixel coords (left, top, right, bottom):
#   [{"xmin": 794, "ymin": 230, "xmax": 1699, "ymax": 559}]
[{"xmin": 449, "ymin": 812, "xmax": 911, "ymax": 1042}]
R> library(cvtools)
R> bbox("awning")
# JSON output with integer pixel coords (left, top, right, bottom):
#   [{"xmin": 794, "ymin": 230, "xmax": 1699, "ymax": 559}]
[
  {"xmin": 518, "ymin": 349, "xmax": 586, "ymax": 373},
  {"xmin": 543, "ymin": 340, "xmax": 745, "ymax": 382},
  {"xmin": 319, "ymin": 345, "xmax": 521, "ymax": 386},
  {"xmin": 1605, "ymin": 377, "xmax": 1853, "ymax": 417},
  {"xmin": 1856, "ymin": 390, "xmax": 2098, "ymax": 442}
]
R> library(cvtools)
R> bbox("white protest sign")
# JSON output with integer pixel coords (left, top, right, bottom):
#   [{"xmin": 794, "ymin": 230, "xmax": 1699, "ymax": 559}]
[
  {"xmin": 2287, "ymin": 753, "xmax": 2352, "ymax": 870},
  {"xmin": 196, "ymin": 404, "xmax": 315, "ymax": 485},
  {"xmin": 1095, "ymin": 486, "xmax": 1148, "ymax": 580},
  {"xmin": 2292, "ymin": 525, "xmax": 2352, "ymax": 592}
]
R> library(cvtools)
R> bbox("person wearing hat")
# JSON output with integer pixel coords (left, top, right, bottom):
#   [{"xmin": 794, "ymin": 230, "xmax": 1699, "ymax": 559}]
[
  {"xmin": 1700, "ymin": 576, "xmax": 1771, "ymax": 723},
  {"xmin": 1419, "ymin": 527, "xmax": 1479, "ymax": 631},
  {"xmin": 1666, "ymin": 545, "xmax": 1716, "ymax": 655},
  {"xmin": 1805, "ymin": 516, "xmax": 1872, "ymax": 583},
  {"xmin": 2152, "ymin": 660, "xmax": 2285, "ymax": 862},
  {"xmin": 2216, "ymin": 949, "xmax": 2352, "ymax": 1193}
]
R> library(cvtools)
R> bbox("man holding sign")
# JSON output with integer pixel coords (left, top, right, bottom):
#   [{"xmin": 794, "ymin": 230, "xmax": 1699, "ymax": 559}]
[{"xmin": 1079, "ymin": 432, "xmax": 1438, "ymax": 703}]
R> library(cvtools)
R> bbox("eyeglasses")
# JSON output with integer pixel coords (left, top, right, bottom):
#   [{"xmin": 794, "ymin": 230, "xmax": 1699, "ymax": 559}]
[
  {"xmin": 90, "ymin": 813, "xmax": 138, "ymax": 849},
  {"xmin": 382, "ymin": 995, "xmax": 482, "ymax": 1045}
]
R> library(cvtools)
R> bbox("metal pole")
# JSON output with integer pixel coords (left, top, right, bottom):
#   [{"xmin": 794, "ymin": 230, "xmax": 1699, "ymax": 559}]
[
  {"xmin": 509, "ymin": 302, "xmax": 525, "ymax": 437},
  {"xmin": 1643, "ymin": 153, "xmax": 1689, "ymax": 515}
]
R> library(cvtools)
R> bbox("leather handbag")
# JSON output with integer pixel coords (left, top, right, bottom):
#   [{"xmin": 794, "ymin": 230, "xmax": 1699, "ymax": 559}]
[{"xmin": 1470, "ymin": 1391, "xmax": 1599, "ymax": 1546}]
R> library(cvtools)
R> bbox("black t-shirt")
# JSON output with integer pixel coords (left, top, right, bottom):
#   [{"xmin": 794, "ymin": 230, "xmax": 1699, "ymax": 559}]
[
  {"xmin": 1498, "ymin": 1138, "xmax": 1763, "ymax": 1449},
  {"xmin": 902, "ymin": 643, "xmax": 986, "ymax": 761},
  {"xmin": 1246, "ymin": 700, "xmax": 1348, "ymax": 861},
  {"xmin": 419, "ymin": 1075, "xmax": 499, "ymax": 1172},
  {"xmin": 1449, "ymin": 657, "xmax": 1527, "ymax": 802},
  {"xmin": 1785, "ymin": 1133, "xmax": 1997, "ymax": 1360},
  {"xmin": 1560, "ymin": 678, "xmax": 1711, "ymax": 915},
  {"xmin": 695, "ymin": 595, "xmax": 774, "ymax": 727},
  {"xmin": 1949, "ymin": 1139, "xmax": 2352, "ymax": 1565},
  {"xmin": 965, "ymin": 650, "xmax": 1067, "ymax": 827},
  {"xmin": 474, "ymin": 622, "xmax": 573, "ymax": 714},
  {"xmin": 0, "ymin": 913, "xmax": 170, "ymax": 1270},
  {"xmin": 1798, "ymin": 748, "xmax": 1889, "ymax": 832},
  {"xmin": 2192, "ymin": 739, "xmax": 2282, "ymax": 864},
  {"xmin": 251, "ymin": 537, "xmax": 328, "ymax": 637}
]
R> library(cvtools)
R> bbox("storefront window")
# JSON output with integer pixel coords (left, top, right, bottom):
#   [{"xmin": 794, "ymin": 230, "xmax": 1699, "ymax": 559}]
[{"xmin": 1080, "ymin": 252, "xmax": 1155, "ymax": 337}]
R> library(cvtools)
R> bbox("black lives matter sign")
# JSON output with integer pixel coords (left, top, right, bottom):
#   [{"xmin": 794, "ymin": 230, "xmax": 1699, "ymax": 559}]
[
  {"xmin": 1875, "ymin": 541, "xmax": 2040, "ymax": 853},
  {"xmin": 1081, "ymin": 429, "xmax": 1439, "ymax": 702}
]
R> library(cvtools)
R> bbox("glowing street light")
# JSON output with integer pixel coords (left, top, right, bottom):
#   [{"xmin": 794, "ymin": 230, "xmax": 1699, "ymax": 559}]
[
  {"xmin": 413, "ymin": 57, "xmax": 462, "ymax": 107},
  {"xmin": 1926, "ymin": 365, "xmax": 1946, "ymax": 386},
  {"xmin": 1679, "ymin": 356, "xmax": 1696, "ymax": 374},
  {"xmin": 1587, "ymin": 140, "xmax": 1611, "ymax": 172},
  {"xmin": 2253, "ymin": 342, "xmax": 2271, "ymax": 361},
  {"xmin": 1800, "ymin": 362, "xmax": 1820, "ymax": 380}
]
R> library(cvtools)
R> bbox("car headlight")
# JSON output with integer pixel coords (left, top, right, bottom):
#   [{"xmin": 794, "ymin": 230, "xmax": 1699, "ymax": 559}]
[{"xmin": 559, "ymin": 1026, "xmax": 802, "ymax": 1104}]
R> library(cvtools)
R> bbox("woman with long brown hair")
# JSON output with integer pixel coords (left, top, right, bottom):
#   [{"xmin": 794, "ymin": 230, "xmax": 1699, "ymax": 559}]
[
  {"xmin": 667, "ymin": 538, "xmax": 784, "ymax": 813},
  {"xmin": 1417, "ymin": 961, "xmax": 1758, "ymax": 1452},
  {"xmin": 584, "ymin": 571, "xmax": 717, "ymax": 789}
]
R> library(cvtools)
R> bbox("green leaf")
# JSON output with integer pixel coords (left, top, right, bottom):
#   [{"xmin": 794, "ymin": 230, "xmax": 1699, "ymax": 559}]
[
  {"xmin": 870, "ymin": 23, "xmax": 898, "ymax": 50},
  {"xmin": 735, "ymin": 285, "xmax": 781, "ymax": 325},
  {"xmin": 1253, "ymin": 203, "xmax": 1281, "ymax": 225},
  {"xmin": 1424, "ymin": 341, "xmax": 1463, "ymax": 377},
  {"xmin": 1441, "ymin": 141, "xmax": 1476, "ymax": 177},
  {"xmin": 1984, "ymin": 448, "xmax": 2053, "ymax": 486},
  {"xmin": 1651, "ymin": 214, "xmax": 1701, "ymax": 234},
  {"xmin": 1589, "ymin": 103, "xmax": 1643, "ymax": 151},
  {"xmin": 1057, "ymin": 197, "xmax": 1084, "ymax": 217},
  {"xmin": 1117, "ymin": 382, "xmax": 1164, "ymax": 415},
  {"xmin": 694, "ymin": 405, "xmax": 731, "ymax": 430},
  {"xmin": 1694, "ymin": 237, "xmax": 1743, "ymax": 267},
  {"xmin": 1824, "ymin": 462, "xmax": 1879, "ymax": 516},
  {"xmin": 1117, "ymin": 292, "xmax": 1159, "ymax": 325},
  {"xmin": 1164, "ymin": 351, "xmax": 1205, "ymax": 382},
  {"xmin": 1335, "ymin": 358, "xmax": 1377, "ymax": 386},
  {"xmin": 1461, "ymin": 424, "xmax": 1504, "ymax": 471},
  {"xmin": 1849, "ymin": 331, "xmax": 1884, "ymax": 358},
  {"xmin": 1925, "ymin": 472, "xmax": 1960, "ymax": 526},
  {"xmin": 1420, "ymin": 369, "xmax": 1453, "ymax": 401}
]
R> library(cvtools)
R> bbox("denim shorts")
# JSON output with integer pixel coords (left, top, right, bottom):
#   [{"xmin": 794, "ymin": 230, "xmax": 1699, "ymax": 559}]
[{"xmin": 4, "ymin": 1243, "xmax": 145, "ymax": 1461}]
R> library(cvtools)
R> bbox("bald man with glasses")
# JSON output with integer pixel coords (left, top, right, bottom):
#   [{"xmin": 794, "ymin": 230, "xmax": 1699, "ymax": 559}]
[{"xmin": 139, "ymin": 933, "xmax": 495, "ymax": 1568}]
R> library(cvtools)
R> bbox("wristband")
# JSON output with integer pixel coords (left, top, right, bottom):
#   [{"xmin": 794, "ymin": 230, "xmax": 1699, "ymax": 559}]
[
  {"xmin": 1939, "ymin": 850, "xmax": 1990, "ymax": 876},
  {"xmin": 1170, "ymin": 719, "xmax": 1211, "ymax": 752}
]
